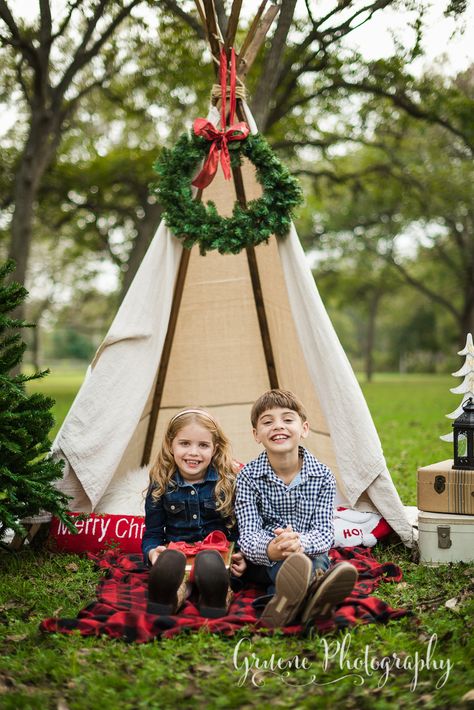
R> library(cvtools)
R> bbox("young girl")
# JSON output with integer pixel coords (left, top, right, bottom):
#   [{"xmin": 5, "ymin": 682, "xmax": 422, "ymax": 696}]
[{"xmin": 142, "ymin": 408, "xmax": 246, "ymax": 618}]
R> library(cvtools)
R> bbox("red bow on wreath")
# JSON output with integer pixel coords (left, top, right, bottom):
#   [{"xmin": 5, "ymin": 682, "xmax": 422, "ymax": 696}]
[{"xmin": 192, "ymin": 47, "xmax": 249, "ymax": 190}]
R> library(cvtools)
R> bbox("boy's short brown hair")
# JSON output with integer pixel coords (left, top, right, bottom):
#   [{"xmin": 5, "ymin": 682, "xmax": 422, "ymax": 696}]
[{"xmin": 251, "ymin": 389, "xmax": 308, "ymax": 428}]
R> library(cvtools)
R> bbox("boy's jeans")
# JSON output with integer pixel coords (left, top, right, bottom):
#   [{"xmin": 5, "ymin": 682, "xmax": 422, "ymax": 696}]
[{"xmin": 242, "ymin": 553, "xmax": 330, "ymax": 595}]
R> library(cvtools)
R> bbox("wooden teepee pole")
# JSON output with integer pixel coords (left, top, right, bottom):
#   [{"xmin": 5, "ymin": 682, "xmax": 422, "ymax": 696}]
[
  {"xmin": 238, "ymin": 0, "xmax": 268, "ymax": 61},
  {"xmin": 141, "ymin": 248, "xmax": 191, "ymax": 466},
  {"xmin": 202, "ymin": 0, "xmax": 223, "ymax": 65},
  {"xmin": 193, "ymin": 0, "xmax": 207, "ymax": 29},
  {"xmin": 225, "ymin": 0, "xmax": 243, "ymax": 51},
  {"xmin": 233, "ymin": 102, "xmax": 279, "ymax": 390},
  {"xmin": 237, "ymin": 2, "xmax": 279, "ymax": 79}
]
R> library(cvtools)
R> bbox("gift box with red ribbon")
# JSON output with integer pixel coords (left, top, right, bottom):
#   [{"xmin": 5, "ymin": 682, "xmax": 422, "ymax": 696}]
[{"xmin": 168, "ymin": 530, "xmax": 234, "ymax": 577}]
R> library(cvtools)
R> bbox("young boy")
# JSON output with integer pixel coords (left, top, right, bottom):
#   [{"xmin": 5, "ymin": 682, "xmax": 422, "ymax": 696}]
[{"xmin": 235, "ymin": 389, "xmax": 357, "ymax": 627}]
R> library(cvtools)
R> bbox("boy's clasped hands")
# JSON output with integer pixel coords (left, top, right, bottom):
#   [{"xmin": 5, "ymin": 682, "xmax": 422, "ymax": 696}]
[{"xmin": 267, "ymin": 525, "xmax": 303, "ymax": 560}]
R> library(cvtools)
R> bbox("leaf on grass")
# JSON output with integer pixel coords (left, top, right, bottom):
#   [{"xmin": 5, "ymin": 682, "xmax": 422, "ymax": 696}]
[
  {"xmin": 0, "ymin": 675, "xmax": 15, "ymax": 694},
  {"xmin": 57, "ymin": 699, "xmax": 70, "ymax": 710},
  {"xmin": 65, "ymin": 563, "xmax": 79, "ymax": 573},
  {"xmin": 194, "ymin": 664, "xmax": 214, "ymax": 675},
  {"xmin": 462, "ymin": 689, "xmax": 474, "ymax": 701},
  {"xmin": 4, "ymin": 633, "xmax": 28, "ymax": 642},
  {"xmin": 77, "ymin": 648, "xmax": 93, "ymax": 655},
  {"xmin": 445, "ymin": 597, "xmax": 458, "ymax": 610},
  {"xmin": 52, "ymin": 607, "xmax": 63, "ymax": 617},
  {"xmin": 0, "ymin": 601, "xmax": 20, "ymax": 611}
]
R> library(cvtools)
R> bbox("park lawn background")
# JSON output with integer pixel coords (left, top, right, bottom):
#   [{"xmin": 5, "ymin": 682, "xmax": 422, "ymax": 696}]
[{"xmin": 1, "ymin": 371, "xmax": 473, "ymax": 709}]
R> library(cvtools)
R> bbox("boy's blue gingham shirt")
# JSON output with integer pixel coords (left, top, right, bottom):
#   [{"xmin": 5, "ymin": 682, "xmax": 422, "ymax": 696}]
[{"xmin": 235, "ymin": 447, "xmax": 335, "ymax": 566}]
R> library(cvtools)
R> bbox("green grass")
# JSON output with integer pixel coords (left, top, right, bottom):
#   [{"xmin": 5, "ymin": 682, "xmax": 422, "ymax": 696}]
[
  {"xmin": 26, "ymin": 366, "xmax": 87, "ymax": 441},
  {"xmin": 1, "ymin": 372, "xmax": 473, "ymax": 709},
  {"xmin": 360, "ymin": 375, "xmax": 454, "ymax": 505}
]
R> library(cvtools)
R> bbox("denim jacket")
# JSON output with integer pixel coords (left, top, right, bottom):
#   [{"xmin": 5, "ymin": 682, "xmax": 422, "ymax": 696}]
[{"xmin": 141, "ymin": 466, "xmax": 236, "ymax": 565}]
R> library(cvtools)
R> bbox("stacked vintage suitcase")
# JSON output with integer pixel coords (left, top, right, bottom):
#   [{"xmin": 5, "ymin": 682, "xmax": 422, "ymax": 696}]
[
  {"xmin": 417, "ymin": 337, "xmax": 474, "ymax": 564},
  {"xmin": 417, "ymin": 459, "xmax": 474, "ymax": 564}
]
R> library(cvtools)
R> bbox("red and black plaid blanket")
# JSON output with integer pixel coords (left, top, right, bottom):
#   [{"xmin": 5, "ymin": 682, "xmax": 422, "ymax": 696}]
[{"xmin": 40, "ymin": 547, "xmax": 411, "ymax": 643}]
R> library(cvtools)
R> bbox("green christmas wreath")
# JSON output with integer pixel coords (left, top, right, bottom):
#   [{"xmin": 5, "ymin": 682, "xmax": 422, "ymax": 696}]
[{"xmin": 151, "ymin": 132, "xmax": 303, "ymax": 255}]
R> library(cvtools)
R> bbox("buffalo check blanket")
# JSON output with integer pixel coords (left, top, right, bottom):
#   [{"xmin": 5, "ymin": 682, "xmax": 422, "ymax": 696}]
[{"xmin": 40, "ymin": 547, "xmax": 411, "ymax": 642}]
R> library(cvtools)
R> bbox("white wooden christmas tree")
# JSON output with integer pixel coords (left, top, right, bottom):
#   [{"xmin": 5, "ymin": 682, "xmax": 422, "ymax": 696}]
[{"xmin": 440, "ymin": 333, "xmax": 474, "ymax": 447}]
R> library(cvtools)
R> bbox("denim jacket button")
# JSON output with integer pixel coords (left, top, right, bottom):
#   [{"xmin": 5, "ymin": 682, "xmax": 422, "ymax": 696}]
[
  {"xmin": 191, "ymin": 490, "xmax": 196, "ymax": 495},
  {"xmin": 192, "ymin": 514, "xmax": 197, "ymax": 519},
  {"xmin": 171, "ymin": 505, "xmax": 175, "ymax": 510}
]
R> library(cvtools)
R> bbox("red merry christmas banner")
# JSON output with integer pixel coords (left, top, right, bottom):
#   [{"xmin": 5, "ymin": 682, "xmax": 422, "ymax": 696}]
[{"xmin": 49, "ymin": 513, "xmax": 145, "ymax": 554}]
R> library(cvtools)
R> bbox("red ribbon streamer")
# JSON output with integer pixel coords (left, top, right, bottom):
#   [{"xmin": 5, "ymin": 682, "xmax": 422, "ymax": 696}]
[
  {"xmin": 192, "ymin": 47, "xmax": 249, "ymax": 190},
  {"xmin": 167, "ymin": 530, "xmax": 230, "ymax": 556}
]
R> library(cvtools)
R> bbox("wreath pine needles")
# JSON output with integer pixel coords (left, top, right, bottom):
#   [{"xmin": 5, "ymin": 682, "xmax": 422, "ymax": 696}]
[{"xmin": 151, "ymin": 132, "xmax": 303, "ymax": 255}]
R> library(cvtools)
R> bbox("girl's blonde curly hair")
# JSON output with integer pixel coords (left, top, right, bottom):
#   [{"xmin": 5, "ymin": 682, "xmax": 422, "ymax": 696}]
[{"xmin": 149, "ymin": 409, "xmax": 238, "ymax": 522}]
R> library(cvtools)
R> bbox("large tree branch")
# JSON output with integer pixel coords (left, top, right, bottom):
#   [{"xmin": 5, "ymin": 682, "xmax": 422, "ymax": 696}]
[
  {"xmin": 39, "ymin": 0, "xmax": 52, "ymax": 45},
  {"xmin": 95, "ymin": 227, "xmax": 125, "ymax": 267},
  {"xmin": 53, "ymin": 0, "xmax": 108, "ymax": 98},
  {"xmin": 383, "ymin": 249, "xmax": 461, "ymax": 320},
  {"xmin": 317, "ymin": 0, "xmax": 394, "ymax": 46},
  {"xmin": 37, "ymin": 0, "xmax": 53, "ymax": 103},
  {"xmin": 54, "ymin": 0, "xmax": 142, "ymax": 102},
  {"xmin": 279, "ymin": 1, "xmax": 351, "ymax": 78},
  {"xmin": 51, "ymin": 0, "xmax": 82, "ymax": 41},
  {"xmin": 325, "ymin": 78, "xmax": 474, "ymax": 150},
  {"xmin": 266, "ymin": 74, "xmax": 474, "ymax": 148},
  {"xmin": 250, "ymin": 0, "xmax": 298, "ymax": 131},
  {"xmin": 159, "ymin": 0, "xmax": 205, "ymax": 39},
  {"xmin": 329, "ymin": 223, "xmax": 463, "ymax": 322},
  {"xmin": 294, "ymin": 164, "xmax": 393, "ymax": 183},
  {"xmin": 61, "ymin": 60, "xmax": 127, "ymax": 120},
  {"xmin": 271, "ymin": 137, "xmax": 342, "ymax": 151},
  {"xmin": 262, "ymin": 52, "xmax": 329, "ymax": 131},
  {"xmin": 443, "ymin": 215, "xmax": 468, "ymax": 255},
  {"xmin": 0, "ymin": 0, "xmax": 39, "ymax": 68},
  {"xmin": 279, "ymin": 0, "xmax": 392, "ymax": 83},
  {"xmin": 428, "ymin": 235, "xmax": 465, "ymax": 276},
  {"xmin": 15, "ymin": 57, "xmax": 32, "ymax": 105}
]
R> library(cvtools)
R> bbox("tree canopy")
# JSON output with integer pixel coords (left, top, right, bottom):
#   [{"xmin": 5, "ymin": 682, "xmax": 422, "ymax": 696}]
[{"xmin": 1, "ymin": 0, "xmax": 472, "ymax": 370}]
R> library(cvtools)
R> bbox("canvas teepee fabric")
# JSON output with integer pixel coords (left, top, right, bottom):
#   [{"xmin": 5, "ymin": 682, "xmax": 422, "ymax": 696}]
[
  {"xmin": 50, "ymin": 95, "xmax": 413, "ymax": 546},
  {"xmin": 47, "ymin": 0, "xmax": 414, "ymax": 546}
]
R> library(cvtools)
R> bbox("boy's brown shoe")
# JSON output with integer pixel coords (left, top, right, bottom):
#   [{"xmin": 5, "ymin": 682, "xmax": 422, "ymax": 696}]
[
  {"xmin": 259, "ymin": 552, "xmax": 313, "ymax": 628},
  {"xmin": 301, "ymin": 561, "xmax": 358, "ymax": 624}
]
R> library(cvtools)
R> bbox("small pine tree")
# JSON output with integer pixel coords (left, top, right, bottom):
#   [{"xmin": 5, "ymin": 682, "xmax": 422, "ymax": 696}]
[
  {"xmin": 440, "ymin": 333, "xmax": 474, "ymax": 450},
  {"xmin": 0, "ymin": 260, "xmax": 73, "ymax": 541}
]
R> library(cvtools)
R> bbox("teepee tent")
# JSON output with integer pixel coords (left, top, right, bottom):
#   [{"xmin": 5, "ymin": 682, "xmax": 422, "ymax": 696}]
[{"xmin": 49, "ymin": 0, "xmax": 413, "ymax": 546}]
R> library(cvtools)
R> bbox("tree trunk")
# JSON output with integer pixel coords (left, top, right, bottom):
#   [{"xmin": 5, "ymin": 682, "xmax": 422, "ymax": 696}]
[
  {"xmin": 460, "ymin": 296, "xmax": 474, "ymax": 345},
  {"xmin": 119, "ymin": 202, "xmax": 163, "ymax": 303},
  {"xmin": 365, "ymin": 290, "xmax": 382, "ymax": 383},
  {"xmin": 7, "ymin": 110, "xmax": 60, "ymax": 306},
  {"xmin": 31, "ymin": 322, "xmax": 40, "ymax": 371}
]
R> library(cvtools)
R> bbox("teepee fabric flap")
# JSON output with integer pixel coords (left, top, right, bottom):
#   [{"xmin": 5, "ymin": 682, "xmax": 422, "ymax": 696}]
[{"xmin": 53, "ymin": 222, "xmax": 183, "ymax": 509}]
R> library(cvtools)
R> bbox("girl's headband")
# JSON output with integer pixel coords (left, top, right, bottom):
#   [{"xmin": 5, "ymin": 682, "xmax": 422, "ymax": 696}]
[{"xmin": 170, "ymin": 409, "xmax": 218, "ymax": 427}]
